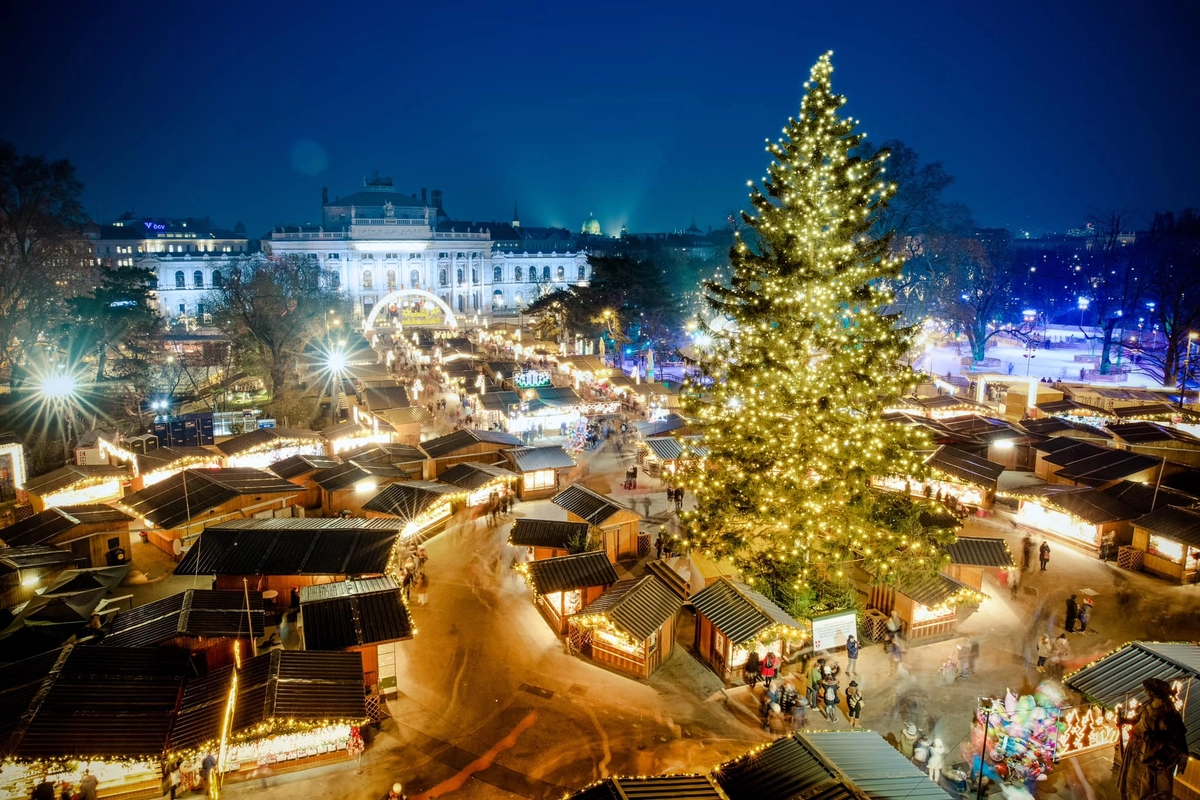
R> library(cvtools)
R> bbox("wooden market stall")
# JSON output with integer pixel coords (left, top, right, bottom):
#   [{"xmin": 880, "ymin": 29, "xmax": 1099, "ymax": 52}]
[
  {"xmin": 552, "ymin": 485, "xmax": 643, "ymax": 563},
  {"xmin": 313, "ymin": 460, "xmax": 409, "ymax": 515},
  {"xmin": 1009, "ymin": 484, "xmax": 1139, "ymax": 556},
  {"xmin": 420, "ymin": 429, "xmax": 523, "ymax": 477},
  {"xmin": 267, "ymin": 454, "xmax": 341, "ymax": 509},
  {"xmin": 942, "ymin": 535, "xmax": 1014, "ymax": 591},
  {"xmin": 502, "ymin": 445, "xmax": 577, "ymax": 500},
  {"xmin": 22, "ymin": 464, "xmax": 129, "ymax": 511},
  {"xmin": 1129, "ymin": 505, "xmax": 1200, "ymax": 584},
  {"xmin": 361, "ymin": 480, "xmax": 459, "ymax": 541},
  {"xmin": 0, "ymin": 504, "xmax": 134, "ymax": 568},
  {"xmin": 865, "ymin": 570, "xmax": 985, "ymax": 642},
  {"xmin": 524, "ymin": 551, "xmax": 617, "ymax": 635},
  {"xmin": 0, "ymin": 544, "xmax": 85, "ymax": 609},
  {"xmin": 438, "ymin": 461, "xmax": 519, "ymax": 507},
  {"xmin": 508, "ymin": 518, "xmax": 590, "ymax": 561},
  {"xmin": 570, "ymin": 574, "xmax": 683, "ymax": 679},
  {"xmin": 216, "ymin": 427, "xmax": 327, "ymax": 469},
  {"xmin": 689, "ymin": 578, "xmax": 806, "ymax": 684}
]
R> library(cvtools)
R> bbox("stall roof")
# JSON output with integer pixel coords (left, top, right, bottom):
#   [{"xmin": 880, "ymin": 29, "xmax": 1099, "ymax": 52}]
[
  {"xmin": 57, "ymin": 503, "xmax": 135, "ymax": 525},
  {"xmin": 378, "ymin": 406, "xmax": 433, "ymax": 426},
  {"xmin": 313, "ymin": 460, "xmax": 407, "ymax": 492},
  {"xmin": 553, "ymin": 484, "xmax": 636, "ymax": 526},
  {"xmin": 891, "ymin": 570, "xmax": 981, "ymax": 609},
  {"xmin": 120, "ymin": 468, "xmax": 300, "ymax": 529},
  {"xmin": 643, "ymin": 437, "xmax": 685, "ymax": 462},
  {"xmin": 1101, "ymin": 481, "xmax": 1198, "ymax": 514},
  {"xmin": 174, "ymin": 524, "xmax": 399, "ymax": 577},
  {"xmin": 300, "ymin": 576, "xmax": 412, "ymax": 650},
  {"xmin": 1040, "ymin": 488, "xmax": 1140, "ymax": 524},
  {"xmin": 944, "ymin": 537, "xmax": 1013, "ymax": 568},
  {"xmin": 1132, "ymin": 505, "xmax": 1200, "ymax": 548},
  {"xmin": 102, "ymin": 589, "xmax": 264, "ymax": 648},
  {"xmin": 0, "ymin": 644, "xmax": 195, "ymax": 760},
  {"xmin": 1019, "ymin": 417, "xmax": 1112, "ymax": 440},
  {"xmin": 0, "ymin": 509, "xmax": 83, "ymax": 547},
  {"xmin": 215, "ymin": 427, "xmax": 325, "ymax": 456},
  {"xmin": 1053, "ymin": 449, "xmax": 1160, "ymax": 486},
  {"xmin": 362, "ymin": 384, "xmax": 410, "ymax": 412},
  {"xmin": 1108, "ymin": 421, "xmax": 1200, "ymax": 446},
  {"xmin": 1034, "ymin": 436, "xmax": 1096, "ymax": 455},
  {"xmin": 362, "ymin": 481, "xmax": 459, "ymax": 520},
  {"xmin": 39, "ymin": 564, "xmax": 129, "ymax": 596},
  {"xmin": 578, "ymin": 574, "xmax": 683, "ymax": 642},
  {"xmin": 421, "ymin": 428, "xmax": 523, "ymax": 458},
  {"xmin": 529, "ymin": 386, "xmax": 584, "ymax": 406},
  {"xmin": 269, "ymin": 453, "xmax": 341, "ymax": 480},
  {"xmin": 925, "ymin": 446, "xmax": 1005, "ymax": 490},
  {"xmin": 937, "ymin": 415, "xmax": 1025, "ymax": 444},
  {"xmin": 338, "ymin": 442, "xmax": 428, "ymax": 464},
  {"xmin": 633, "ymin": 414, "xmax": 688, "ymax": 438},
  {"xmin": 508, "ymin": 518, "xmax": 590, "ymax": 549},
  {"xmin": 913, "ymin": 394, "xmax": 992, "ymax": 412},
  {"xmin": 690, "ymin": 578, "xmax": 804, "ymax": 647},
  {"xmin": 438, "ymin": 461, "xmax": 518, "ymax": 491},
  {"xmin": 712, "ymin": 733, "xmax": 838, "ymax": 800},
  {"xmin": 571, "ymin": 776, "xmax": 726, "ymax": 800},
  {"xmin": 505, "ymin": 445, "xmax": 576, "ymax": 472},
  {"xmin": 479, "ymin": 391, "xmax": 523, "ymax": 412},
  {"xmin": 136, "ymin": 446, "xmax": 221, "ymax": 474},
  {"xmin": 526, "ymin": 551, "xmax": 618, "ymax": 596},
  {"xmin": 799, "ymin": 731, "xmax": 954, "ymax": 800},
  {"xmin": 1066, "ymin": 642, "xmax": 1200, "ymax": 757},
  {"xmin": 230, "ymin": 650, "xmax": 366, "ymax": 736},
  {"xmin": 0, "ymin": 544, "xmax": 81, "ymax": 574},
  {"xmin": 1037, "ymin": 399, "xmax": 1108, "ymax": 416},
  {"xmin": 1112, "ymin": 402, "xmax": 1181, "ymax": 419},
  {"xmin": 24, "ymin": 464, "xmax": 128, "ymax": 496},
  {"xmin": 170, "ymin": 662, "xmax": 236, "ymax": 751}
]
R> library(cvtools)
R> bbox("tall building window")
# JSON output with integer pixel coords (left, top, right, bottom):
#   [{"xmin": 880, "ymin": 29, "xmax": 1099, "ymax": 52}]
[
  {"xmin": 542, "ymin": 266, "xmax": 550, "ymax": 281},
  {"xmin": 387, "ymin": 270, "xmax": 397, "ymax": 289},
  {"xmin": 175, "ymin": 271, "xmax": 185, "ymax": 289},
  {"xmin": 456, "ymin": 268, "xmax": 464, "ymax": 285},
  {"xmin": 493, "ymin": 266, "xmax": 502, "ymax": 283},
  {"xmin": 410, "ymin": 269, "xmax": 420, "ymax": 287},
  {"xmin": 556, "ymin": 266, "xmax": 564, "ymax": 281},
  {"xmin": 362, "ymin": 270, "xmax": 373, "ymax": 289},
  {"xmin": 471, "ymin": 267, "xmax": 478, "ymax": 284},
  {"xmin": 331, "ymin": 271, "xmax": 340, "ymax": 288},
  {"xmin": 514, "ymin": 265, "xmax": 523, "ymax": 282},
  {"xmin": 193, "ymin": 270, "xmax": 204, "ymax": 287},
  {"xmin": 212, "ymin": 270, "xmax": 223, "ymax": 287},
  {"xmin": 457, "ymin": 295, "xmax": 464, "ymax": 312},
  {"xmin": 577, "ymin": 265, "xmax": 586, "ymax": 280},
  {"xmin": 439, "ymin": 268, "xmax": 448, "ymax": 286},
  {"xmin": 493, "ymin": 289, "xmax": 504, "ymax": 309}
]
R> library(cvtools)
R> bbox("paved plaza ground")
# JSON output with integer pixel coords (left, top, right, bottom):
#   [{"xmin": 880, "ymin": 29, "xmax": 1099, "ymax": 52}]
[{"xmin": 114, "ymin": 424, "xmax": 1200, "ymax": 800}]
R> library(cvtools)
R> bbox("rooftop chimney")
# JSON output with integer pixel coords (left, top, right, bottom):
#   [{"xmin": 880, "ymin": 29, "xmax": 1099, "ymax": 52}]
[
  {"xmin": 431, "ymin": 189, "xmax": 444, "ymax": 211},
  {"xmin": 421, "ymin": 188, "xmax": 428, "ymax": 204}
]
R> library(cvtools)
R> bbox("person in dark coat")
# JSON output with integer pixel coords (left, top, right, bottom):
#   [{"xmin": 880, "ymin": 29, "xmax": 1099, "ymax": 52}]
[
  {"xmin": 1021, "ymin": 535, "xmax": 1033, "ymax": 572},
  {"xmin": 1065, "ymin": 593, "xmax": 1078, "ymax": 633},
  {"xmin": 1039, "ymin": 540, "xmax": 1051, "ymax": 571}
]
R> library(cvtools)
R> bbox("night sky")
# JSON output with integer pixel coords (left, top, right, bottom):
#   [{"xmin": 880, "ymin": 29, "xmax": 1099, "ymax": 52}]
[{"xmin": 3, "ymin": 0, "xmax": 1197, "ymax": 238}]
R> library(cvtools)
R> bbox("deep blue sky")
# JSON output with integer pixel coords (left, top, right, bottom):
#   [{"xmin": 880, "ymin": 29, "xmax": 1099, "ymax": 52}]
[{"xmin": 3, "ymin": 0, "xmax": 1197, "ymax": 238}]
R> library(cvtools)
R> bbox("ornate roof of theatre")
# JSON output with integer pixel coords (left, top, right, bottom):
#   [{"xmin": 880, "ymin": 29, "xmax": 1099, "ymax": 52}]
[
  {"xmin": 102, "ymin": 589, "xmax": 264, "ymax": 648},
  {"xmin": 504, "ymin": 445, "xmax": 576, "ymax": 472},
  {"xmin": 552, "ymin": 484, "xmax": 635, "ymax": 525},
  {"xmin": 925, "ymin": 445, "xmax": 1005, "ymax": 490},
  {"xmin": 690, "ymin": 578, "xmax": 804, "ymax": 647},
  {"xmin": 300, "ymin": 577, "xmax": 412, "ymax": 651},
  {"xmin": 508, "ymin": 518, "xmax": 589, "ymax": 549},
  {"xmin": 120, "ymin": 468, "xmax": 299, "ymax": 529},
  {"xmin": 526, "ymin": 551, "xmax": 617, "ymax": 595},
  {"xmin": 578, "ymin": 575, "xmax": 682, "ymax": 642},
  {"xmin": 361, "ymin": 481, "xmax": 458, "ymax": 520},
  {"xmin": 420, "ymin": 428, "xmax": 522, "ymax": 458},
  {"xmin": 438, "ymin": 461, "xmax": 518, "ymax": 491},
  {"xmin": 215, "ymin": 427, "xmax": 324, "ymax": 456},
  {"xmin": 944, "ymin": 536, "xmax": 1013, "ymax": 568},
  {"xmin": 174, "ymin": 523, "xmax": 399, "ymax": 577},
  {"xmin": 1066, "ymin": 642, "xmax": 1200, "ymax": 757}
]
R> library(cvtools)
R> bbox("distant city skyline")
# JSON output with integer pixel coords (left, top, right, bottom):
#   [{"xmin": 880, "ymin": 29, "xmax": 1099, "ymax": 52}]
[{"xmin": 3, "ymin": 0, "xmax": 1197, "ymax": 241}]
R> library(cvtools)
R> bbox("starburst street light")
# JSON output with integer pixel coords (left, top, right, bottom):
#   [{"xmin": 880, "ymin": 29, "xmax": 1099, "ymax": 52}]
[{"xmin": 36, "ymin": 365, "xmax": 82, "ymax": 461}]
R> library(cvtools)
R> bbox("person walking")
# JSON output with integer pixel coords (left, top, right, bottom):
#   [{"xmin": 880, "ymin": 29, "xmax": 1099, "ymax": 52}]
[
  {"xmin": 807, "ymin": 658, "xmax": 825, "ymax": 707},
  {"xmin": 845, "ymin": 682, "xmax": 864, "ymax": 728},
  {"xmin": 416, "ymin": 572, "xmax": 429, "ymax": 607},
  {"xmin": 674, "ymin": 487, "xmax": 684, "ymax": 512},
  {"xmin": 1036, "ymin": 634, "xmax": 1052, "ymax": 673},
  {"xmin": 1078, "ymin": 598, "xmax": 1092, "ymax": 633},
  {"xmin": 1009, "ymin": 567, "xmax": 1021, "ymax": 600},
  {"xmin": 761, "ymin": 652, "xmax": 778, "ymax": 690},
  {"xmin": 928, "ymin": 738, "xmax": 949, "ymax": 785},
  {"xmin": 821, "ymin": 675, "xmax": 840, "ymax": 723},
  {"xmin": 655, "ymin": 533, "xmax": 664, "ymax": 560},
  {"xmin": 79, "ymin": 770, "xmax": 98, "ymax": 800},
  {"xmin": 899, "ymin": 722, "xmax": 919, "ymax": 759},
  {"xmin": 1039, "ymin": 540, "xmax": 1051, "ymax": 571},
  {"xmin": 167, "ymin": 761, "xmax": 182, "ymax": 800},
  {"xmin": 1022, "ymin": 535, "xmax": 1033, "ymax": 572},
  {"xmin": 888, "ymin": 639, "xmax": 905, "ymax": 677},
  {"xmin": 1065, "ymin": 594, "xmax": 1079, "ymax": 633},
  {"xmin": 912, "ymin": 735, "xmax": 932, "ymax": 774},
  {"xmin": 744, "ymin": 651, "xmax": 761, "ymax": 688},
  {"xmin": 845, "ymin": 635, "xmax": 860, "ymax": 677},
  {"xmin": 791, "ymin": 694, "xmax": 808, "ymax": 731},
  {"xmin": 1051, "ymin": 633, "xmax": 1071, "ymax": 679}
]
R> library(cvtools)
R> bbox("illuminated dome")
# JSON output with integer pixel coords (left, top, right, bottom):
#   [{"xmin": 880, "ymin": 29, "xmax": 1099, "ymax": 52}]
[{"xmin": 581, "ymin": 212, "xmax": 602, "ymax": 236}]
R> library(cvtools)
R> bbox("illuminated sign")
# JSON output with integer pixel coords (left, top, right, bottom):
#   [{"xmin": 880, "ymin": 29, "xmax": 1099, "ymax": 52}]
[
  {"xmin": 514, "ymin": 370, "xmax": 551, "ymax": 389},
  {"xmin": 1057, "ymin": 705, "xmax": 1119, "ymax": 757},
  {"xmin": 143, "ymin": 221, "xmax": 166, "ymax": 231}
]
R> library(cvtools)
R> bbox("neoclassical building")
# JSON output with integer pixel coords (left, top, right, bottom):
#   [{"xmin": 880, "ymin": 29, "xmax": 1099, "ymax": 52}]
[{"xmin": 261, "ymin": 179, "xmax": 590, "ymax": 327}]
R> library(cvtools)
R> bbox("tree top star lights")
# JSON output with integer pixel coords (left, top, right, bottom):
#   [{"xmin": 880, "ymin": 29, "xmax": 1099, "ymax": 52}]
[{"xmin": 679, "ymin": 51, "xmax": 954, "ymax": 615}]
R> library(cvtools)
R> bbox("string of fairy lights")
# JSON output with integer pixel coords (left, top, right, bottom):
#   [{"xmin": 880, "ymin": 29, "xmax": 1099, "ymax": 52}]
[{"xmin": 678, "ymin": 51, "xmax": 954, "ymax": 611}]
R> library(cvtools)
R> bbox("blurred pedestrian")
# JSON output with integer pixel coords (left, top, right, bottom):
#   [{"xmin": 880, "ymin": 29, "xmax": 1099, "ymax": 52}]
[
  {"xmin": 1078, "ymin": 598, "xmax": 1092, "ymax": 632},
  {"xmin": 79, "ymin": 770, "xmax": 98, "ymax": 800},
  {"xmin": 1009, "ymin": 568, "xmax": 1021, "ymax": 600},
  {"xmin": 1051, "ymin": 633, "xmax": 1071, "ymax": 679},
  {"xmin": 846, "ymin": 681, "xmax": 864, "ymax": 728},
  {"xmin": 1066, "ymin": 594, "xmax": 1078, "ymax": 633},
  {"xmin": 1039, "ymin": 540, "xmax": 1051, "ymax": 571},
  {"xmin": 913, "ymin": 735, "xmax": 932, "ymax": 774},
  {"xmin": 888, "ymin": 639, "xmax": 905, "ymax": 677},
  {"xmin": 807, "ymin": 658, "xmax": 825, "ymax": 707},
  {"xmin": 792, "ymin": 694, "xmax": 808, "ymax": 731},
  {"xmin": 1036, "ymin": 634, "xmax": 1052, "ymax": 673},
  {"xmin": 744, "ymin": 651, "xmax": 761, "ymax": 688},
  {"xmin": 1022, "ymin": 535, "xmax": 1033, "ymax": 572},
  {"xmin": 845, "ymin": 635, "xmax": 860, "ymax": 677},
  {"xmin": 928, "ymin": 738, "xmax": 948, "ymax": 784},
  {"xmin": 821, "ymin": 674, "xmax": 840, "ymax": 723},
  {"xmin": 416, "ymin": 572, "xmax": 429, "ymax": 607},
  {"xmin": 898, "ymin": 722, "xmax": 919, "ymax": 758},
  {"xmin": 761, "ymin": 652, "xmax": 778, "ymax": 689}
]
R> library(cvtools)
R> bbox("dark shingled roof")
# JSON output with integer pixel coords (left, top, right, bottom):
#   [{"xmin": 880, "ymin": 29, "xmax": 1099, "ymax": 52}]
[
  {"xmin": 173, "ymin": 522, "xmax": 400, "ymax": 576},
  {"xmin": 799, "ymin": 731, "xmax": 955, "ymax": 800},
  {"xmin": 337, "ymin": 442, "xmax": 428, "ymax": 464},
  {"xmin": 300, "ymin": 577, "xmax": 412, "ymax": 650},
  {"xmin": 925, "ymin": 445, "xmax": 1005, "ymax": 491},
  {"xmin": 1066, "ymin": 642, "xmax": 1200, "ymax": 757},
  {"xmin": 1041, "ymin": 488, "xmax": 1140, "ymax": 524},
  {"xmin": 362, "ymin": 384, "xmax": 411, "ymax": 412},
  {"xmin": 136, "ymin": 446, "xmax": 221, "ymax": 474},
  {"xmin": 170, "ymin": 663, "xmax": 236, "ymax": 751},
  {"xmin": 0, "ymin": 544, "xmax": 82, "ymax": 574},
  {"xmin": 1132, "ymin": 505, "xmax": 1200, "ymax": 547},
  {"xmin": 313, "ymin": 460, "xmax": 406, "ymax": 492},
  {"xmin": 633, "ymin": 414, "xmax": 688, "ymax": 438},
  {"xmin": 714, "ymin": 734, "xmax": 838, "ymax": 800},
  {"xmin": 232, "ymin": 650, "xmax": 366, "ymax": 732},
  {"xmin": 552, "ymin": 484, "xmax": 634, "ymax": 525},
  {"xmin": 24, "ymin": 464, "xmax": 128, "ymax": 496},
  {"xmin": 1053, "ymin": 447, "xmax": 1161, "ymax": 486},
  {"xmin": 1112, "ymin": 402, "xmax": 1181, "ymax": 419},
  {"xmin": 690, "ymin": 579, "xmax": 804, "ymax": 647},
  {"xmin": 215, "ymin": 427, "xmax": 325, "ymax": 456},
  {"xmin": 56, "ymin": 504, "xmax": 134, "ymax": 525},
  {"xmin": 1109, "ymin": 421, "xmax": 1200, "ymax": 445},
  {"xmin": 508, "ymin": 518, "xmax": 590, "ymax": 549},
  {"xmin": 361, "ymin": 481, "xmax": 458, "ymax": 520},
  {"xmin": 1102, "ymin": 480, "xmax": 1198, "ymax": 514},
  {"xmin": 504, "ymin": 445, "xmax": 576, "ymax": 472},
  {"xmin": 526, "ymin": 551, "xmax": 618, "ymax": 595},
  {"xmin": 892, "ymin": 570, "xmax": 981, "ymax": 608},
  {"xmin": 578, "ymin": 575, "xmax": 682, "ymax": 642},
  {"xmin": 571, "ymin": 775, "xmax": 727, "ymax": 800},
  {"xmin": 268, "ymin": 454, "xmax": 340, "ymax": 480},
  {"xmin": 102, "ymin": 589, "xmax": 264, "ymax": 648},
  {"xmin": 120, "ymin": 468, "xmax": 299, "ymax": 529},
  {"xmin": 438, "ymin": 461, "xmax": 518, "ymax": 491},
  {"xmin": 420, "ymin": 428, "xmax": 522, "ymax": 458},
  {"xmin": 0, "ymin": 644, "xmax": 195, "ymax": 760},
  {"xmin": 944, "ymin": 536, "xmax": 1014, "ymax": 568},
  {"xmin": 0, "ymin": 505, "xmax": 134, "ymax": 547}
]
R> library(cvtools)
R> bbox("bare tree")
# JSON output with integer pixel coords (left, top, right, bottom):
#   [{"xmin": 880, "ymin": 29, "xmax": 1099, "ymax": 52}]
[{"xmin": 1081, "ymin": 210, "xmax": 1141, "ymax": 374}]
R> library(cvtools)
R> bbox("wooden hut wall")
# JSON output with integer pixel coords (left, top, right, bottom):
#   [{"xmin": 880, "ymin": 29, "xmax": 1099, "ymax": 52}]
[
  {"xmin": 693, "ymin": 613, "xmax": 732, "ymax": 683},
  {"xmin": 867, "ymin": 585, "xmax": 958, "ymax": 641},
  {"xmin": 214, "ymin": 573, "xmax": 345, "ymax": 597},
  {"xmin": 601, "ymin": 519, "xmax": 640, "ymax": 563},
  {"xmin": 942, "ymin": 564, "xmax": 985, "ymax": 592},
  {"xmin": 430, "ymin": 444, "xmax": 509, "ymax": 476},
  {"xmin": 1131, "ymin": 527, "xmax": 1191, "ymax": 583},
  {"xmin": 70, "ymin": 529, "xmax": 132, "ymax": 568},
  {"xmin": 589, "ymin": 613, "xmax": 677, "ymax": 680}
]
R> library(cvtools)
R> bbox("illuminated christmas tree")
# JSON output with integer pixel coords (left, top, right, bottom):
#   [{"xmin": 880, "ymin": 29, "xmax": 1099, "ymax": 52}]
[{"xmin": 680, "ymin": 52, "xmax": 953, "ymax": 615}]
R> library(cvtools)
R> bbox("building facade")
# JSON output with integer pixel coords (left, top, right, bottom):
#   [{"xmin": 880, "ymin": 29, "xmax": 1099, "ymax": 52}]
[{"xmin": 261, "ymin": 179, "xmax": 590, "ymax": 325}]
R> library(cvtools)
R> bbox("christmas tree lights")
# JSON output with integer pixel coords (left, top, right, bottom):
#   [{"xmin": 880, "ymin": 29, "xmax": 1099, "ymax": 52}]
[{"xmin": 679, "ymin": 52, "xmax": 953, "ymax": 616}]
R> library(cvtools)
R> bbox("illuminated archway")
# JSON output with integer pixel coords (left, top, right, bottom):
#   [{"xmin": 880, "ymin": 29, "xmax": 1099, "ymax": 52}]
[{"xmin": 363, "ymin": 289, "xmax": 458, "ymax": 330}]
